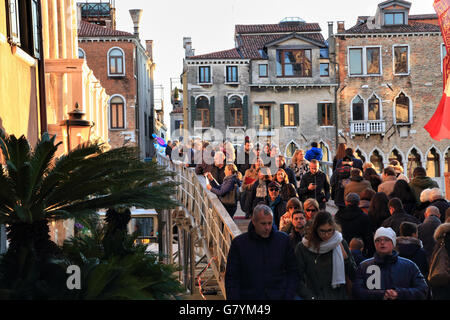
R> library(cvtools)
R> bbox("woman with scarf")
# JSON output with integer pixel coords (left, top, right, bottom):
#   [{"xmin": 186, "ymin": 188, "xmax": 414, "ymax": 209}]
[{"xmin": 295, "ymin": 211, "xmax": 357, "ymax": 300}]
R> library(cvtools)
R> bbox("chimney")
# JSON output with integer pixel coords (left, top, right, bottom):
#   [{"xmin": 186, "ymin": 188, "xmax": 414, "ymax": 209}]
[
  {"xmin": 183, "ymin": 37, "xmax": 194, "ymax": 57},
  {"xmin": 129, "ymin": 9, "xmax": 143, "ymax": 38},
  {"xmin": 337, "ymin": 21, "xmax": 345, "ymax": 33},
  {"xmin": 327, "ymin": 21, "xmax": 334, "ymax": 38},
  {"xmin": 146, "ymin": 40, "xmax": 153, "ymax": 60}
]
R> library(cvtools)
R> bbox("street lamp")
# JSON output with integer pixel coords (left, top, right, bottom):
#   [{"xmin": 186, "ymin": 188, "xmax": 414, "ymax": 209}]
[{"xmin": 59, "ymin": 102, "xmax": 94, "ymax": 153}]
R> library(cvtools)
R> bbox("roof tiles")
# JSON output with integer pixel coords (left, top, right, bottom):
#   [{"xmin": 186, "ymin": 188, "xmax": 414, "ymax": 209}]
[{"xmin": 78, "ymin": 20, "xmax": 133, "ymax": 37}]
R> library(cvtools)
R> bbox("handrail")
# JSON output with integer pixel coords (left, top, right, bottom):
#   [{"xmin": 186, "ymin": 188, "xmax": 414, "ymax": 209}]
[{"xmin": 156, "ymin": 153, "xmax": 242, "ymax": 298}]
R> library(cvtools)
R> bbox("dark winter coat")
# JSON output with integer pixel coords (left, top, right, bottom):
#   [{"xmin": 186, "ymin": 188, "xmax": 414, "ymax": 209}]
[
  {"xmin": 279, "ymin": 164, "xmax": 297, "ymax": 186},
  {"xmin": 418, "ymin": 215, "xmax": 442, "ymax": 263},
  {"xmin": 344, "ymin": 177, "xmax": 373, "ymax": 200},
  {"xmin": 288, "ymin": 229, "xmax": 304, "ymax": 250},
  {"xmin": 295, "ymin": 238, "xmax": 357, "ymax": 300},
  {"xmin": 381, "ymin": 209, "xmax": 421, "ymax": 236},
  {"xmin": 395, "ymin": 236, "xmax": 429, "ymax": 278},
  {"xmin": 298, "ymin": 170, "xmax": 330, "ymax": 205},
  {"xmin": 351, "ymin": 249, "xmax": 367, "ymax": 266},
  {"xmin": 352, "ymin": 251, "xmax": 428, "ymax": 300},
  {"xmin": 304, "ymin": 147, "xmax": 323, "ymax": 162},
  {"xmin": 249, "ymin": 180, "xmax": 270, "ymax": 213},
  {"xmin": 409, "ymin": 176, "xmax": 439, "ymax": 205},
  {"xmin": 330, "ymin": 164, "xmax": 351, "ymax": 206},
  {"xmin": 429, "ymin": 223, "xmax": 450, "ymax": 300},
  {"xmin": 279, "ymin": 182, "xmax": 298, "ymax": 202},
  {"xmin": 165, "ymin": 145, "xmax": 172, "ymax": 159},
  {"xmin": 203, "ymin": 164, "xmax": 226, "ymax": 185},
  {"xmin": 335, "ymin": 205, "xmax": 374, "ymax": 257},
  {"xmin": 265, "ymin": 196, "xmax": 287, "ymax": 229},
  {"xmin": 430, "ymin": 198, "xmax": 450, "ymax": 223},
  {"xmin": 336, "ymin": 157, "xmax": 363, "ymax": 171},
  {"xmin": 225, "ymin": 221, "xmax": 300, "ymax": 300}
]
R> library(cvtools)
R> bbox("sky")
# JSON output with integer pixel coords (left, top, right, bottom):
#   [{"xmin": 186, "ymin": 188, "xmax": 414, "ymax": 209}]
[{"xmin": 112, "ymin": 0, "xmax": 436, "ymax": 137}]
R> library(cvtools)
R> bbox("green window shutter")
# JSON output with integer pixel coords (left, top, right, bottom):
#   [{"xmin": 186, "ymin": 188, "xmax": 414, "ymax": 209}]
[
  {"xmin": 191, "ymin": 96, "xmax": 196, "ymax": 128},
  {"xmin": 294, "ymin": 103, "xmax": 299, "ymax": 126},
  {"xmin": 224, "ymin": 96, "xmax": 230, "ymax": 127},
  {"xmin": 243, "ymin": 95, "xmax": 248, "ymax": 127},
  {"xmin": 210, "ymin": 96, "xmax": 215, "ymax": 127},
  {"xmin": 280, "ymin": 104, "xmax": 285, "ymax": 127},
  {"xmin": 317, "ymin": 103, "xmax": 323, "ymax": 126}
]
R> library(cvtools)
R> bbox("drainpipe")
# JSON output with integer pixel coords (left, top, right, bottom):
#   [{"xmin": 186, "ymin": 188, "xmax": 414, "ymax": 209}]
[
  {"xmin": 328, "ymin": 21, "xmax": 339, "ymax": 152},
  {"xmin": 37, "ymin": 0, "xmax": 48, "ymax": 136}
]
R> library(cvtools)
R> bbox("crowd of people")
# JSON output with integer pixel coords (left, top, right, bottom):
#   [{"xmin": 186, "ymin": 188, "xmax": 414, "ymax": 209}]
[{"xmin": 164, "ymin": 139, "xmax": 450, "ymax": 300}]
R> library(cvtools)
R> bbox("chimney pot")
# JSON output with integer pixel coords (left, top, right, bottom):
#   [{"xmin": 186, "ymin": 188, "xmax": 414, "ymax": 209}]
[
  {"xmin": 129, "ymin": 9, "xmax": 143, "ymax": 38},
  {"xmin": 337, "ymin": 21, "xmax": 345, "ymax": 33}
]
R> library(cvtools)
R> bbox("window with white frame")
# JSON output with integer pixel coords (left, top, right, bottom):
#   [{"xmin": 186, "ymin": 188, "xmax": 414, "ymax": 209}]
[
  {"xmin": 393, "ymin": 45, "xmax": 409, "ymax": 75},
  {"xmin": 110, "ymin": 96, "xmax": 125, "ymax": 129},
  {"xmin": 384, "ymin": 12, "xmax": 405, "ymax": 25},
  {"xmin": 259, "ymin": 64, "xmax": 268, "ymax": 77},
  {"xmin": 348, "ymin": 47, "xmax": 381, "ymax": 76},
  {"xmin": 78, "ymin": 48, "xmax": 85, "ymax": 59},
  {"xmin": 108, "ymin": 48, "xmax": 125, "ymax": 76}
]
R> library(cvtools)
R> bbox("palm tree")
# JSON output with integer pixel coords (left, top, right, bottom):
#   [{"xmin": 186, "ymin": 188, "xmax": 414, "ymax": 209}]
[{"xmin": 0, "ymin": 131, "xmax": 178, "ymax": 297}]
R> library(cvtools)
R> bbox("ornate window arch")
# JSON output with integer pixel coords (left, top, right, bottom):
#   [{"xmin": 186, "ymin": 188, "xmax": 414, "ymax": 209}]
[
  {"xmin": 369, "ymin": 148, "xmax": 385, "ymax": 174},
  {"xmin": 228, "ymin": 95, "xmax": 243, "ymax": 127},
  {"xmin": 394, "ymin": 91, "xmax": 413, "ymax": 124},
  {"xmin": 285, "ymin": 140, "xmax": 299, "ymax": 158},
  {"xmin": 351, "ymin": 94, "xmax": 364, "ymax": 121},
  {"xmin": 368, "ymin": 92, "xmax": 382, "ymax": 120},
  {"xmin": 425, "ymin": 146, "xmax": 442, "ymax": 178},
  {"xmin": 407, "ymin": 147, "xmax": 423, "ymax": 179},
  {"xmin": 355, "ymin": 148, "xmax": 367, "ymax": 164}
]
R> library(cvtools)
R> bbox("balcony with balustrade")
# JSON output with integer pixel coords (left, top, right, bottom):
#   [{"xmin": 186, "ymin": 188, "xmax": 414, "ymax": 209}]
[{"xmin": 349, "ymin": 120, "xmax": 386, "ymax": 138}]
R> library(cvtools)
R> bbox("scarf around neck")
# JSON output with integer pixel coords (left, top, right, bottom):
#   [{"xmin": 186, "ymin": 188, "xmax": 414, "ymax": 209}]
[{"xmin": 302, "ymin": 231, "xmax": 346, "ymax": 288}]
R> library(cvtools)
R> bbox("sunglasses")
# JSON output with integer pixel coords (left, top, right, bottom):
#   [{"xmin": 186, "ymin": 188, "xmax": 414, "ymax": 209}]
[
  {"xmin": 305, "ymin": 208, "xmax": 318, "ymax": 212},
  {"xmin": 269, "ymin": 188, "xmax": 279, "ymax": 192}
]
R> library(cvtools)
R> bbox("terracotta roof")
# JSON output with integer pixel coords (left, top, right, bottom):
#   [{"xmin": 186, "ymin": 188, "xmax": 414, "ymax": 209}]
[
  {"xmin": 78, "ymin": 20, "xmax": 133, "ymax": 37},
  {"xmin": 341, "ymin": 20, "xmax": 440, "ymax": 34},
  {"xmin": 235, "ymin": 23, "xmax": 321, "ymax": 34},
  {"xmin": 189, "ymin": 48, "xmax": 242, "ymax": 60}
]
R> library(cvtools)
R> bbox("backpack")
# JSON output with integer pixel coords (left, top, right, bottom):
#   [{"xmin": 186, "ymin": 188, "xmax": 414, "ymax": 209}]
[
  {"xmin": 337, "ymin": 165, "xmax": 352, "ymax": 188},
  {"xmin": 428, "ymin": 238, "xmax": 450, "ymax": 287}
]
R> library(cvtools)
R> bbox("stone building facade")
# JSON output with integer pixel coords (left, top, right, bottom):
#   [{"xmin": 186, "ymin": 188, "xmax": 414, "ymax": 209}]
[
  {"xmin": 78, "ymin": 4, "xmax": 156, "ymax": 159},
  {"xmin": 334, "ymin": 0, "xmax": 449, "ymax": 189},
  {"xmin": 183, "ymin": 19, "xmax": 337, "ymax": 160}
]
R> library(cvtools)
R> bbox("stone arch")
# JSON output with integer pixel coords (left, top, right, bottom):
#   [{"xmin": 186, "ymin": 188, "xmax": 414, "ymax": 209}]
[
  {"xmin": 354, "ymin": 146, "xmax": 368, "ymax": 164},
  {"xmin": 369, "ymin": 147, "xmax": 385, "ymax": 174},
  {"xmin": 284, "ymin": 140, "xmax": 300, "ymax": 158},
  {"xmin": 406, "ymin": 146, "xmax": 424, "ymax": 179},
  {"xmin": 368, "ymin": 91, "xmax": 382, "ymax": 120},
  {"xmin": 425, "ymin": 145, "xmax": 443, "ymax": 178},
  {"xmin": 393, "ymin": 91, "xmax": 413, "ymax": 124}
]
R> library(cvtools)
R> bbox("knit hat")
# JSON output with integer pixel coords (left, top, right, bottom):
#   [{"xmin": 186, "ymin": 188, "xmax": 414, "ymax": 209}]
[
  {"xmin": 267, "ymin": 181, "xmax": 281, "ymax": 190},
  {"xmin": 374, "ymin": 227, "xmax": 397, "ymax": 246}
]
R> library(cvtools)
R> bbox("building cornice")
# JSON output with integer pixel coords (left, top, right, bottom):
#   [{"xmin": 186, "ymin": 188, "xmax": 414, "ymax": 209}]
[
  {"xmin": 249, "ymin": 83, "xmax": 338, "ymax": 89},
  {"xmin": 336, "ymin": 32, "xmax": 441, "ymax": 38},
  {"xmin": 186, "ymin": 59, "xmax": 250, "ymax": 65}
]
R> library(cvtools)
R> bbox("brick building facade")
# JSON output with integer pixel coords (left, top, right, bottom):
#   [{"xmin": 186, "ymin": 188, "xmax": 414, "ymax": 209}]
[
  {"xmin": 334, "ymin": 0, "xmax": 449, "ymax": 189},
  {"xmin": 78, "ymin": 4, "xmax": 156, "ymax": 159}
]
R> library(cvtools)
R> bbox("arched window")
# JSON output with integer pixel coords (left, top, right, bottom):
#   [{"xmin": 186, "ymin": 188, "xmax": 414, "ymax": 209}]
[
  {"xmin": 355, "ymin": 149, "xmax": 366, "ymax": 163},
  {"xmin": 285, "ymin": 141, "xmax": 297, "ymax": 158},
  {"xmin": 370, "ymin": 150, "xmax": 383, "ymax": 174},
  {"xmin": 110, "ymin": 96, "xmax": 125, "ymax": 129},
  {"xmin": 78, "ymin": 48, "xmax": 85, "ymax": 59},
  {"xmin": 407, "ymin": 148, "xmax": 422, "ymax": 179},
  {"xmin": 389, "ymin": 149, "xmax": 403, "ymax": 166},
  {"xmin": 395, "ymin": 92, "xmax": 410, "ymax": 124},
  {"xmin": 196, "ymin": 96, "xmax": 210, "ymax": 127},
  {"xmin": 229, "ymin": 96, "xmax": 243, "ymax": 127},
  {"xmin": 108, "ymin": 48, "xmax": 125, "ymax": 75},
  {"xmin": 426, "ymin": 148, "xmax": 440, "ymax": 178},
  {"xmin": 368, "ymin": 94, "xmax": 381, "ymax": 120},
  {"xmin": 352, "ymin": 95, "xmax": 364, "ymax": 120}
]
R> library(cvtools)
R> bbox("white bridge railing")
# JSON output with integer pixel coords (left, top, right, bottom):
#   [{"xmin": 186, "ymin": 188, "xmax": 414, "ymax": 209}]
[{"xmin": 156, "ymin": 153, "xmax": 242, "ymax": 298}]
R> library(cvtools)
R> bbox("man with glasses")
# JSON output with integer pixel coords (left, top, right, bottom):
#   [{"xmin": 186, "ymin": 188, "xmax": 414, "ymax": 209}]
[
  {"xmin": 264, "ymin": 181, "xmax": 287, "ymax": 229},
  {"xmin": 298, "ymin": 159, "xmax": 330, "ymax": 210},
  {"xmin": 352, "ymin": 227, "xmax": 428, "ymax": 300}
]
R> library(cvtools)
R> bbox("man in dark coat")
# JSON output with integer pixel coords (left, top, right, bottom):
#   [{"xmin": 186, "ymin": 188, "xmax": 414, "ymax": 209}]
[
  {"xmin": 288, "ymin": 210, "xmax": 306, "ymax": 250},
  {"xmin": 225, "ymin": 204, "xmax": 299, "ymax": 300},
  {"xmin": 396, "ymin": 222, "xmax": 429, "ymax": 278},
  {"xmin": 204, "ymin": 151, "xmax": 226, "ymax": 185},
  {"xmin": 335, "ymin": 193, "xmax": 374, "ymax": 257},
  {"xmin": 418, "ymin": 206, "xmax": 442, "ymax": 263},
  {"xmin": 165, "ymin": 140, "xmax": 172, "ymax": 160},
  {"xmin": 352, "ymin": 227, "xmax": 428, "ymax": 300},
  {"xmin": 298, "ymin": 159, "xmax": 330, "ymax": 209},
  {"xmin": 382, "ymin": 197, "xmax": 420, "ymax": 235},
  {"xmin": 236, "ymin": 138, "xmax": 253, "ymax": 176},
  {"xmin": 409, "ymin": 167, "xmax": 439, "ymax": 206}
]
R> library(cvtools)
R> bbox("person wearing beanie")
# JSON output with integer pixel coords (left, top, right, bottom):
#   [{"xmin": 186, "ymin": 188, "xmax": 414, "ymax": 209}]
[{"xmin": 352, "ymin": 226, "xmax": 428, "ymax": 300}]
